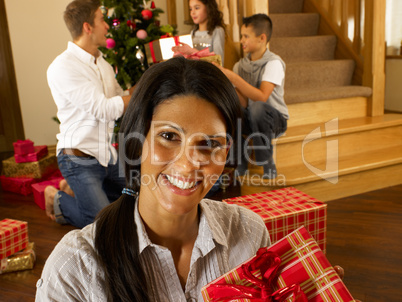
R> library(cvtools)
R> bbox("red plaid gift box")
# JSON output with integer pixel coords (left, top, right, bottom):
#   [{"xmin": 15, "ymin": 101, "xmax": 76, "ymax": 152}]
[
  {"xmin": 223, "ymin": 187, "xmax": 327, "ymax": 253},
  {"xmin": 0, "ymin": 219, "xmax": 29, "ymax": 260},
  {"xmin": 0, "ymin": 175, "xmax": 37, "ymax": 195},
  {"xmin": 14, "ymin": 145, "xmax": 48, "ymax": 163},
  {"xmin": 201, "ymin": 226, "xmax": 356, "ymax": 302},
  {"xmin": 31, "ymin": 178, "xmax": 63, "ymax": 210},
  {"xmin": 13, "ymin": 140, "xmax": 34, "ymax": 155}
]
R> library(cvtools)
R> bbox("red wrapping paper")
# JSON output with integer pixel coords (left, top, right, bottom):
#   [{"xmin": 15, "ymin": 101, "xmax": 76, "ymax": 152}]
[
  {"xmin": 0, "ymin": 175, "xmax": 36, "ymax": 195},
  {"xmin": 224, "ymin": 187, "xmax": 327, "ymax": 253},
  {"xmin": 31, "ymin": 178, "xmax": 63, "ymax": 210},
  {"xmin": 14, "ymin": 145, "xmax": 48, "ymax": 163},
  {"xmin": 201, "ymin": 226, "xmax": 356, "ymax": 302},
  {"xmin": 13, "ymin": 140, "xmax": 34, "ymax": 155},
  {"xmin": 0, "ymin": 219, "xmax": 29, "ymax": 260}
]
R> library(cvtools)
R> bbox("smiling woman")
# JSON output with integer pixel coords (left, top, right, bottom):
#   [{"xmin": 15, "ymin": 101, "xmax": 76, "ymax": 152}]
[{"xmin": 35, "ymin": 57, "xmax": 271, "ymax": 302}]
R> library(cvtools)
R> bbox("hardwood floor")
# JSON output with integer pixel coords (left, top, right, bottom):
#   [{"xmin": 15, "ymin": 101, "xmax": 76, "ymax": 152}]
[{"xmin": 0, "ymin": 183, "xmax": 401, "ymax": 301}]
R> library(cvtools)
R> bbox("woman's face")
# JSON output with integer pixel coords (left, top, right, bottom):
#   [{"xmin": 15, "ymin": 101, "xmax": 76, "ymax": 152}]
[
  {"xmin": 138, "ymin": 95, "xmax": 229, "ymax": 217},
  {"xmin": 189, "ymin": 0, "xmax": 208, "ymax": 27}
]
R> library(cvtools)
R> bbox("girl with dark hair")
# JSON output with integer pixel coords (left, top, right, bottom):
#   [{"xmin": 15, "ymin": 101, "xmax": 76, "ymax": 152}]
[
  {"xmin": 35, "ymin": 57, "xmax": 270, "ymax": 301},
  {"xmin": 172, "ymin": 0, "xmax": 226, "ymax": 65}
]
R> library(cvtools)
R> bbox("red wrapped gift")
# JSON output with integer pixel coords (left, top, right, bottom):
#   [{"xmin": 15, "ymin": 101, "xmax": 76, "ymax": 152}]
[
  {"xmin": 224, "ymin": 187, "xmax": 327, "ymax": 253},
  {"xmin": 31, "ymin": 178, "xmax": 63, "ymax": 210},
  {"xmin": 12, "ymin": 140, "xmax": 34, "ymax": 155},
  {"xmin": 14, "ymin": 145, "xmax": 48, "ymax": 163},
  {"xmin": 201, "ymin": 226, "xmax": 356, "ymax": 302},
  {"xmin": 0, "ymin": 219, "xmax": 29, "ymax": 260},
  {"xmin": 0, "ymin": 175, "xmax": 37, "ymax": 195}
]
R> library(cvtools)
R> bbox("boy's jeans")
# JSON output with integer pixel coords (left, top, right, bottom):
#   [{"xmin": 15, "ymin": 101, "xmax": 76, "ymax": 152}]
[
  {"xmin": 54, "ymin": 151, "xmax": 125, "ymax": 228},
  {"xmin": 241, "ymin": 101, "xmax": 287, "ymax": 167}
]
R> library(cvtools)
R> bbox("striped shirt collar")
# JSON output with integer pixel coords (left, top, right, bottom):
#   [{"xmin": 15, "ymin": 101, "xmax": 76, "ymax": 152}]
[{"xmin": 134, "ymin": 199, "xmax": 228, "ymax": 256}]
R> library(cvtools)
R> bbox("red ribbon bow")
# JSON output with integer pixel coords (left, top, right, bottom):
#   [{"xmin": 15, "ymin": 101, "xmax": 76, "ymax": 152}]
[{"xmin": 205, "ymin": 248, "xmax": 308, "ymax": 302}]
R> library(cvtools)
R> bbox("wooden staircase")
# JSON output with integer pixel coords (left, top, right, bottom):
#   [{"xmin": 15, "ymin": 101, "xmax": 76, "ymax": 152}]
[{"xmin": 238, "ymin": 0, "xmax": 402, "ymax": 201}]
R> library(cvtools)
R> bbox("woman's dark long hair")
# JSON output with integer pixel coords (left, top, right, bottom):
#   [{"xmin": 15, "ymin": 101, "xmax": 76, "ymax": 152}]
[
  {"xmin": 193, "ymin": 0, "xmax": 226, "ymax": 35},
  {"xmin": 94, "ymin": 57, "xmax": 241, "ymax": 301}
]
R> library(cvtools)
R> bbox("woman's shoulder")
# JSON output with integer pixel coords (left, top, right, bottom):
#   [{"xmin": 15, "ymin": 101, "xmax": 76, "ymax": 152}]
[
  {"xmin": 45, "ymin": 223, "xmax": 97, "ymax": 267},
  {"xmin": 201, "ymin": 199, "xmax": 266, "ymax": 230},
  {"xmin": 36, "ymin": 223, "xmax": 102, "ymax": 300}
]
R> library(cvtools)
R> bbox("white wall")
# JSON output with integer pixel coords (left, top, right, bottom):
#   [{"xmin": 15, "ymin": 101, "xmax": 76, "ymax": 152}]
[
  {"xmin": 4, "ymin": 0, "xmax": 180, "ymax": 146},
  {"xmin": 5, "ymin": 0, "xmax": 71, "ymax": 145}
]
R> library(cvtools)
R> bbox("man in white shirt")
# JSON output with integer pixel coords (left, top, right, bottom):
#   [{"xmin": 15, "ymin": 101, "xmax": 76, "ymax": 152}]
[{"xmin": 45, "ymin": 0, "xmax": 133, "ymax": 228}]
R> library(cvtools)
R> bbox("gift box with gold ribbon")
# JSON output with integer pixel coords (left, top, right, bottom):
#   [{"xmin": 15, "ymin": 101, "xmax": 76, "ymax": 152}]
[
  {"xmin": 0, "ymin": 219, "xmax": 29, "ymax": 260},
  {"xmin": 223, "ymin": 187, "xmax": 327, "ymax": 253},
  {"xmin": 2, "ymin": 152, "xmax": 58, "ymax": 179},
  {"xmin": 0, "ymin": 242, "xmax": 35, "ymax": 274},
  {"xmin": 201, "ymin": 226, "xmax": 356, "ymax": 302}
]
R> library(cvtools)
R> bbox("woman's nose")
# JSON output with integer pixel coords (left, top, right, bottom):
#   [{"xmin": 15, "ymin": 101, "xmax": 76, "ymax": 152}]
[{"xmin": 174, "ymin": 146, "xmax": 206, "ymax": 172}]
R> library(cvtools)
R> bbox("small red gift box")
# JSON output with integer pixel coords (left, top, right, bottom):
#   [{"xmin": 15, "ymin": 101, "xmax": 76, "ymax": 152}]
[
  {"xmin": 223, "ymin": 187, "xmax": 327, "ymax": 253},
  {"xmin": 13, "ymin": 140, "xmax": 34, "ymax": 155},
  {"xmin": 14, "ymin": 145, "xmax": 48, "ymax": 163},
  {"xmin": 0, "ymin": 175, "xmax": 36, "ymax": 195},
  {"xmin": 31, "ymin": 178, "xmax": 63, "ymax": 210},
  {"xmin": 0, "ymin": 219, "xmax": 29, "ymax": 260},
  {"xmin": 201, "ymin": 226, "xmax": 356, "ymax": 302}
]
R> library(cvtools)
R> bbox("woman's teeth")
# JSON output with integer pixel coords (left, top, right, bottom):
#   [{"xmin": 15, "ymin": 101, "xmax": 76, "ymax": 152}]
[{"xmin": 165, "ymin": 175, "xmax": 197, "ymax": 190}]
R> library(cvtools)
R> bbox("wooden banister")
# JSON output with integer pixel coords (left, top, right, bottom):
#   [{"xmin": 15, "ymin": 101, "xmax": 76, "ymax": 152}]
[{"xmin": 304, "ymin": 0, "xmax": 386, "ymax": 116}]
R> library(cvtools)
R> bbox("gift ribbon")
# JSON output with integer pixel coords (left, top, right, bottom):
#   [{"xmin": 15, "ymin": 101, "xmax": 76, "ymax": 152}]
[
  {"xmin": 205, "ymin": 248, "xmax": 307, "ymax": 302},
  {"xmin": 149, "ymin": 35, "xmax": 180, "ymax": 63},
  {"xmin": 149, "ymin": 42, "xmax": 157, "ymax": 64}
]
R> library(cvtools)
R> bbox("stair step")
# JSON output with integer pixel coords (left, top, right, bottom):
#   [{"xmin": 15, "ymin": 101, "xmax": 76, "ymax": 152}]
[
  {"xmin": 238, "ymin": 114, "xmax": 402, "ymax": 188},
  {"xmin": 243, "ymin": 145, "xmax": 402, "ymax": 188},
  {"xmin": 285, "ymin": 60, "xmax": 355, "ymax": 90},
  {"xmin": 285, "ymin": 85, "xmax": 372, "ymax": 105},
  {"xmin": 287, "ymin": 97, "xmax": 369, "ymax": 127},
  {"xmin": 269, "ymin": 0, "xmax": 304, "ymax": 14},
  {"xmin": 277, "ymin": 114, "xmax": 402, "ymax": 145},
  {"xmin": 271, "ymin": 13, "xmax": 319, "ymax": 37},
  {"xmin": 270, "ymin": 35, "xmax": 337, "ymax": 63},
  {"xmin": 274, "ymin": 116, "xmax": 402, "ymax": 168}
]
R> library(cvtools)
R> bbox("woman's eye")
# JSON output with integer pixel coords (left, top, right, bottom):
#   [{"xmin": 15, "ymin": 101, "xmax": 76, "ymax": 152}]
[
  {"xmin": 160, "ymin": 132, "xmax": 179, "ymax": 141},
  {"xmin": 202, "ymin": 139, "xmax": 223, "ymax": 149}
]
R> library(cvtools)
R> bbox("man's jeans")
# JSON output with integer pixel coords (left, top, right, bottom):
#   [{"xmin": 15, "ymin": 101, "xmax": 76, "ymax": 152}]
[{"xmin": 54, "ymin": 152, "xmax": 125, "ymax": 228}]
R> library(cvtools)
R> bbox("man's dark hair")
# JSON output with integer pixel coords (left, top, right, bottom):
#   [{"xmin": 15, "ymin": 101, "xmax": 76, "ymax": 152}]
[{"xmin": 64, "ymin": 0, "xmax": 100, "ymax": 40}]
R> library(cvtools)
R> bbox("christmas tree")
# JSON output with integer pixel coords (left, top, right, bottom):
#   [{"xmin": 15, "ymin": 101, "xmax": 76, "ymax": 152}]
[{"xmin": 100, "ymin": 0, "xmax": 175, "ymax": 90}]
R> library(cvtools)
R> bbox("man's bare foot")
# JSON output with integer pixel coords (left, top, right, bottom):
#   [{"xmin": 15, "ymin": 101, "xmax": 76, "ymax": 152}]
[
  {"xmin": 59, "ymin": 179, "xmax": 75, "ymax": 197},
  {"xmin": 44, "ymin": 186, "xmax": 58, "ymax": 221}
]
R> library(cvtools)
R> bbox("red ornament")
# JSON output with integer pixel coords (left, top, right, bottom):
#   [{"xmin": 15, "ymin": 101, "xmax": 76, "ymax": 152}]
[
  {"xmin": 141, "ymin": 9, "xmax": 153, "ymax": 20},
  {"xmin": 127, "ymin": 20, "xmax": 136, "ymax": 30},
  {"xmin": 151, "ymin": 1, "xmax": 156, "ymax": 9}
]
